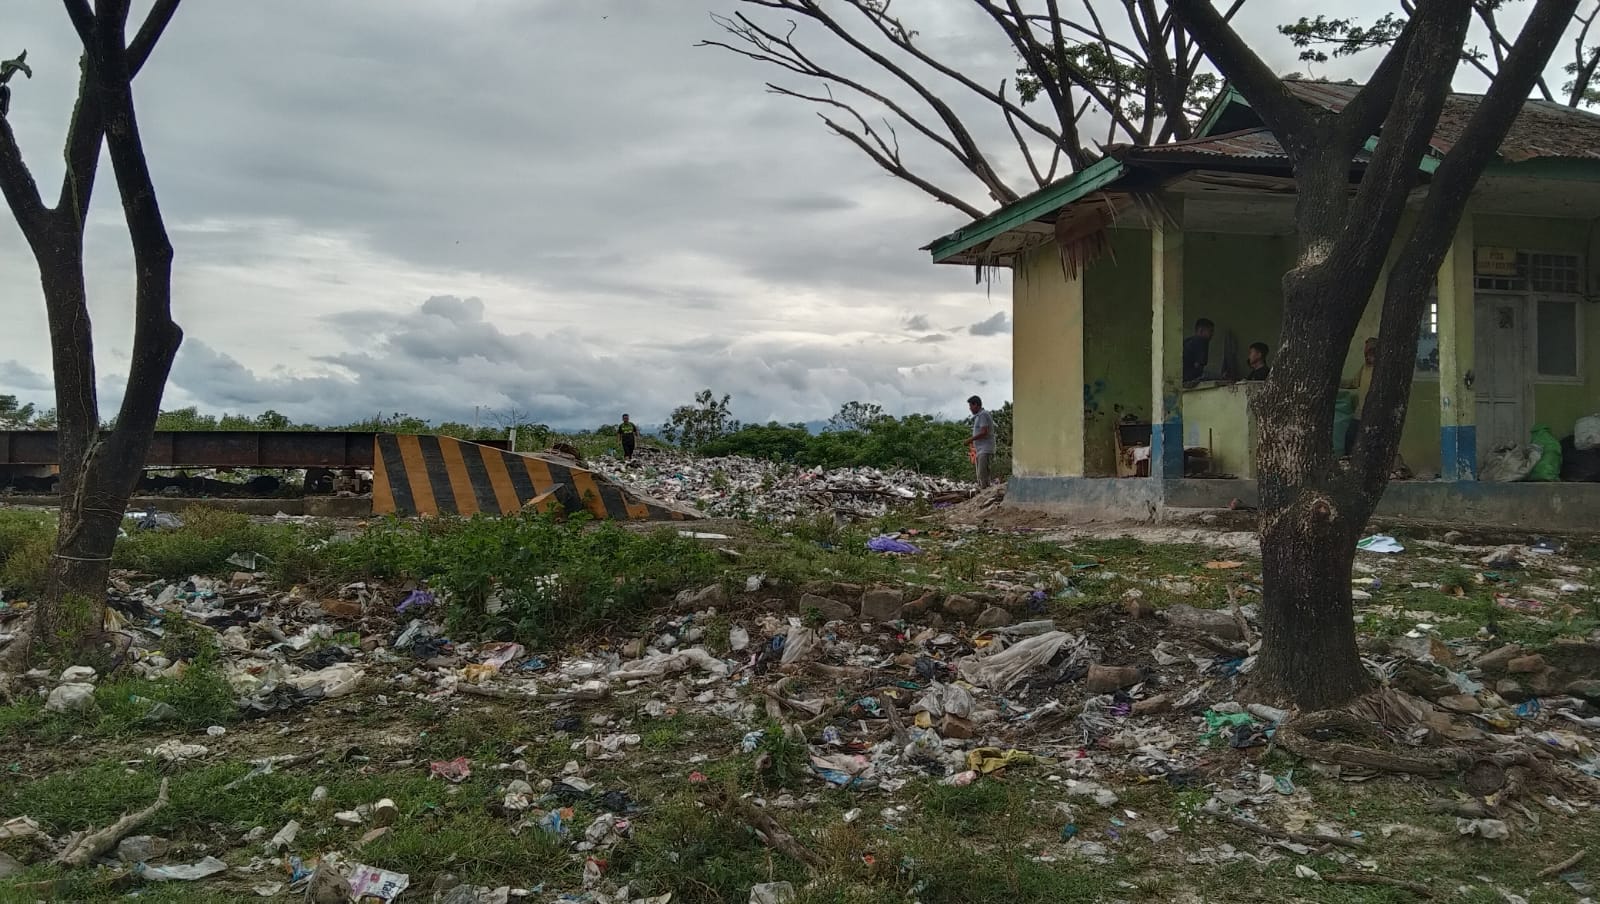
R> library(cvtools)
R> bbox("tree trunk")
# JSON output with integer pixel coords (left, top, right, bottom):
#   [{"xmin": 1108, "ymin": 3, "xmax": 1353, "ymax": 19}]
[
  {"xmin": 1250, "ymin": 239, "xmax": 1379, "ymax": 710},
  {"xmin": 1253, "ymin": 507, "xmax": 1372, "ymax": 709}
]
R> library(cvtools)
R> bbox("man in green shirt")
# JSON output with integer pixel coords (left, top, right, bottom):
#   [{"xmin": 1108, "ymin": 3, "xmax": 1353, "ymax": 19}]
[{"xmin": 617, "ymin": 414, "xmax": 638, "ymax": 461}]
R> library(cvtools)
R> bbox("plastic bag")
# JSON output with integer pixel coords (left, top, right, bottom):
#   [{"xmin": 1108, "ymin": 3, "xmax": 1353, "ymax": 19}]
[
  {"xmin": 1481, "ymin": 444, "xmax": 1541, "ymax": 482},
  {"xmin": 958, "ymin": 631, "xmax": 1080, "ymax": 692},
  {"xmin": 1528, "ymin": 425, "xmax": 1563, "ymax": 482},
  {"xmin": 1576, "ymin": 414, "xmax": 1600, "ymax": 450}
]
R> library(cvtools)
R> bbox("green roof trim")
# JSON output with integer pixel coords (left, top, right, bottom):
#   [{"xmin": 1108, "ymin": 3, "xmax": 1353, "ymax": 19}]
[
  {"xmin": 1361, "ymin": 136, "xmax": 1442, "ymax": 174},
  {"xmin": 927, "ymin": 155, "xmax": 1127, "ymax": 263},
  {"xmin": 1196, "ymin": 86, "xmax": 1248, "ymax": 138}
]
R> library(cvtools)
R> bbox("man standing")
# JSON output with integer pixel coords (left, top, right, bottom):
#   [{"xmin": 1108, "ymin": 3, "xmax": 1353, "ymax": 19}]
[
  {"xmin": 966, "ymin": 395, "xmax": 996, "ymax": 488},
  {"xmin": 617, "ymin": 413, "xmax": 638, "ymax": 461},
  {"xmin": 1183, "ymin": 318, "xmax": 1215, "ymax": 384},
  {"xmin": 1345, "ymin": 337, "xmax": 1377, "ymax": 455}
]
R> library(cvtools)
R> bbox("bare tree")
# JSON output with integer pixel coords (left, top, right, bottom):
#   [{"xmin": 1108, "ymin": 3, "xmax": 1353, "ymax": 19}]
[
  {"xmin": 0, "ymin": 0, "xmax": 183, "ymax": 662},
  {"xmin": 1282, "ymin": 1, "xmax": 1600, "ymax": 107},
  {"xmin": 701, "ymin": 0, "xmax": 1245, "ymax": 219},
  {"xmin": 1168, "ymin": 0, "xmax": 1579, "ymax": 709}
]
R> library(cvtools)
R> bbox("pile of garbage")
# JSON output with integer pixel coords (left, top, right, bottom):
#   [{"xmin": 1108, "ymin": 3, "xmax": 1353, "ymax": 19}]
[{"xmin": 589, "ymin": 450, "xmax": 974, "ymax": 520}]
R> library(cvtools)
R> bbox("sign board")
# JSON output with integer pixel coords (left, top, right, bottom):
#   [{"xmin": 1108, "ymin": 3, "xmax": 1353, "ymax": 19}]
[{"xmin": 1475, "ymin": 246, "xmax": 1519, "ymax": 277}]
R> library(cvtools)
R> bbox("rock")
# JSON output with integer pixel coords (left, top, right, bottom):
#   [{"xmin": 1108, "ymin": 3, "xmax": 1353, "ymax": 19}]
[
  {"xmin": 675, "ymin": 583, "xmax": 729, "ymax": 612},
  {"xmin": 320, "ymin": 597, "xmax": 363, "ymax": 620},
  {"xmin": 1132, "ymin": 694, "xmax": 1172, "ymax": 716},
  {"xmin": 1122, "ymin": 591, "xmax": 1154, "ymax": 620},
  {"xmin": 1544, "ymin": 641, "xmax": 1600, "ymax": 678},
  {"xmin": 306, "ymin": 860, "xmax": 351, "ymax": 904},
  {"xmin": 940, "ymin": 714, "xmax": 976, "ymax": 739},
  {"xmin": 1525, "ymin": 668, "xmax": 1565, "ymax": 697},
  {"xmin": 1085, "ymin": 664, "xmax": 1142, "ymax": 693},
  {"xmin": 860, "ymin": 587, "xmax": 905, "ymax": 622},
  {"xmin": 901, "ymin": 593, "xmax": 937, "ymax": 618},
  {"xmin": 1473, "ymin": 643, "xmax": 1524, "ymax": 672},
  {"xmin": 975, "ymin": 606, "xmax": 1013, "ymax": 629},
  {"xmin": 1506, "ymin": 654, "xmax": 1547, "ymax": 674},
  {"xmin": 1442, "ymin": 530, "xmax": 1465, "ymax": 544},
  {"xmin": 798, "ymin": 593, "xmax": 853, "ymax": 623},
  {"xmin": 1566, "ymin": 679, "xmax": 1600, "ymax": 702},
  {"xmin": 116, "ymin": 835, "xmax": 171, "ymax": 864},
  {"xmin": 0, "ymin": 851, "xmax": 22, "ymax": 879},
  {"xmin": 45, "ymin": 682, "xmax": 96, "ymax": 714},
  {"xmin": 1163, "ymin": 604, "xmax": 1244, "ymax": 641},
  {"xmin": 1436, "ymin": 694, "xmax": 1482, "ymax": 714},
  {"xmin": 1481, "ymin": 546, "xmax": 1521, "ymax": 569},
  {"xmin": 620, "ymin": 638, "xmax": 646, "ymax": 659},
  {"xmin": 944, "ymin": 595, "xmax": 982, "ymax": 618},
  {"xmin": 1495, "ymin": 679, "xmax": 1531, "ymax": 703},
  {"xmin": 923, "ymin": 613, "xmax": 945, "ymax": 629}
]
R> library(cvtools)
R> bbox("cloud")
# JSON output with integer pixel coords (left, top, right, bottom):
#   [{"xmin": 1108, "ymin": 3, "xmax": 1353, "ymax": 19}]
[
  {"xmin": 915, "ymin": 333, "xmax": 951, "ymax": 343},
  {"xmin": 904, "ymin": 314, "xmax": 932, "ymax": 332},
  {"xmin": 146, "ymin": 296, "xmax": 1008, "ymax": 429},
  {"xmin": 0, "ymin": 360, "xmax": 52, "ymax": 394},
  {"xmin": 968, "ymin": 312, "xmax": 1012, "ymax": 336}
]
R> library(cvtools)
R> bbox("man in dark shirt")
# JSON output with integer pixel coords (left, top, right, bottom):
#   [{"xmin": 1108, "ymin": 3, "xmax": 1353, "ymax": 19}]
[
  {"xmin": 1246, "ymin": 342, "xmax": 1270, "ymax": 381},
  {"xmin": 1182, "ymin": 318, "xmax": 1214, "ymax": 383},
  {"xmin": 617, "ymin": 414, "xmax": 638, "ymax": 461}
]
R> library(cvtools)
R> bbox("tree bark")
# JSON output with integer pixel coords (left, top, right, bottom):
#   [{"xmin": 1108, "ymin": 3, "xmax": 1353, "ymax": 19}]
[{"xmin": 0, "ymin": 2, "xmax": 183, "ymax": 664}]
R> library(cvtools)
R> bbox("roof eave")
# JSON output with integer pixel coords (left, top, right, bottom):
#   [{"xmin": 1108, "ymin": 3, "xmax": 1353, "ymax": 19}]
[{"xmin": 925, "ymin": 155, "xmax": 1128, "ymax": 264}]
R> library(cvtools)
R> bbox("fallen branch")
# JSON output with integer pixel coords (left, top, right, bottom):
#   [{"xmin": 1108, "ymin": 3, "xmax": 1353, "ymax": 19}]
[
  {"xmin": 1277, "ymin": 728, "xmax": 1464, "ymax": 777},
  {"xmin": 801, "ymin": 697, "xmax": 853, "ymax": 733},
  {"xmin": 1214, "ymin": 810, "xmax": 1365, "ymax": 851},
  {"xmin": 1537, "ymin": 849, "xmax": 1586, "ymax": 879},
  {"xmin": 1322, "ymin": 873, "xmax": 1434, "ymax": 898},
  {"xmin": 717, "ymin": 792, "xmax": 822, "ymax": 869},
  {"xmin": 459, "ymin": 684, "xmax": 539, "ymax": 703},
  {"xmin": 54, "ymin": 778, "xmax": 169, "ymax": 868}
]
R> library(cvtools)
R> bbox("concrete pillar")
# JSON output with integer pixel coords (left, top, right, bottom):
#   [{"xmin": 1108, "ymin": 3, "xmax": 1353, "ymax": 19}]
[
  {"xmin": 1151, "ymin": 217, "xmax": 1184, "ymax": 479},
  {"xmin": 1438, "ymin": 215, "xmax": 1477, "ymax": 480},
  {"xmin": 1012, "ymin": 245, "xmax": 1086, "ymax": 477}
]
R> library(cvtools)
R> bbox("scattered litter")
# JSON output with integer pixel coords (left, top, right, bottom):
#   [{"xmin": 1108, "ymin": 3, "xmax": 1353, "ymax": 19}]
[
  {"xmin": 867, "ymin": 535, "xmax": 921, "ymax": 555},
  {"xmin": 430, "ymin": 757, "xmax": 473, "ymax": 783},
  {"xmin": 1456, "ymin": 818, "xmax": 1510, "ymax": 841},
  {"xmin": 137, "ymin": 856, "xmax": 228, "ymax": 881},
  {"xmin": 347, "ymin": 863, "xmax": 410, "ymax": 902},
  {"xmin": 1357, "ymin": 535, "xmax": 1405, "ymax": 554},
  {"xmin": 749, "ymin": 881, "xmax": 796, "ymax": 904}
]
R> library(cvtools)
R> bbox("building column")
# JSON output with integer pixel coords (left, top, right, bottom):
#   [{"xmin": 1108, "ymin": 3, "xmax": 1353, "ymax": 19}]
[
  {"xmin": 1012, "ymin": 245, "xmax": 1086, "ymax": 478},
  {"xmin": 1438, "ymin": 215, "xmax": 1477, "ymax": 480},
  {"xmin": 1151, "ymin": 218, "xmax": 1184, "ymax": 479}
]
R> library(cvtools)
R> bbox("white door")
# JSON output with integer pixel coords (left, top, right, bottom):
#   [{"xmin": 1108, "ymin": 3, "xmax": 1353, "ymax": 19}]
[{"xmin": 1474, "ymin": 297, "xmax": 1527, "ymax": 462}]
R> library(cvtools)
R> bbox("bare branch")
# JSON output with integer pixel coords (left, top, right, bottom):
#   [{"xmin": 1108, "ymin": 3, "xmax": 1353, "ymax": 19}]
[
  {"xmin": 62, "ymin": 0, "xmax": 94, "ymax": 45},
  {"xmin": 129, "ymin": 0, "xmax": 181, "ymax": 77},
  {"xmin": 1357, "ymin": 0, "xmax": 1584, "ymax": 489},
  {"xmin": 0, "ymin": 115, "xmax": 50, "ymax": 240},
  {"xmin": 1001, "ymin": 80, "xmax": 1048, "ymax": 187}
]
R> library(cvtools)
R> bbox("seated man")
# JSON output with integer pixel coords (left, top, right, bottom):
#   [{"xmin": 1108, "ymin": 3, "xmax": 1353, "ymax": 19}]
[
  {"xmin": 1245, "ymin": 342, "xmax": 1270, "ymax": 381},
  {"xmin": 1182, "ymin": 318, "xmax": 1214, "ymax": 384}
]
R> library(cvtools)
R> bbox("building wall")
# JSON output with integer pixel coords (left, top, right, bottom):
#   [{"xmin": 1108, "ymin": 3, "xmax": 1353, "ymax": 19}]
[
  {"xmin": 1012, "ymin": 244, "xmax": 1085, "ymax": 477},
  {"xmin": 1475, "ymin": 214, "xmax": 1600, "ymax": 444},
  {"xmin": 1083, "ymin": 229, "xmax": 1152, "ymax": 475}
]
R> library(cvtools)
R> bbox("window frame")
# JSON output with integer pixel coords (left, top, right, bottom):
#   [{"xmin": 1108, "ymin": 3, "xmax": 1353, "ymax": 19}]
[{"xmin": 1532, "ymin": 294, "xmax": 1585, "ymax": 383}]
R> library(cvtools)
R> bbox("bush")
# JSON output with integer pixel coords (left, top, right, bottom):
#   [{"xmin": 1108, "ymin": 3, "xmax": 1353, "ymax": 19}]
[
  {"xmin": 0, "ymin": 510, "xmax": 54, "ymax": 594},
  {"xmin": 320, "ymin": 512, "xmax": 720, "ymax": 645}
]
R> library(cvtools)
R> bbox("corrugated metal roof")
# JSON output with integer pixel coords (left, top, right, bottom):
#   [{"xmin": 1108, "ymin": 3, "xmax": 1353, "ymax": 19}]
[
  {"xmin": 1118, "ymin": 127, "xmax": 1370, "ymax": 166},
  {"xmin": 1284, "ymin": 79, "xmax": 1600, "ymax": 162}
]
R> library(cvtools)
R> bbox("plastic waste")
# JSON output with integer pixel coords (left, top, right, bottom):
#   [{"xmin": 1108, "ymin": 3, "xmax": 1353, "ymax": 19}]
[
  {"xmin": 1357, "ymin": 535, "xmax": 1405, "ymax": 554},
  {"xmin": 750, "ymin": 881, "xmax": 796, "ymax": 904},
  {"xmin": 959, "ymin": 631, "xmax": 1083, "ymax": 692},
  {"xmin": 45, "ymin": 682, "xmax": 96, "ymax": 713},
  {"xmin": 866, "ymin": 535, "xmax": 921, "ymax": 554},
  {"xmin": 1576, "ymin": 414, "xmax": 1600, "ymax": 450},
  {"xmin": 729, "ymin": 624, "xmax": 750, "ymax": 652},
  {"xmin": 1456, "ymin": 817, "xmax": 1510, "ymax": 840},
  {"xmin": 611, "ymin": 647, "xmax": 730, "ymax": 681},
  {"xmin": 1528, "ymin": 425, "xmax": 1563, "ymax": 481},
  {"xmin": 430, "ymin": 757, "xmax": 473, "ymax": 783},
  {"xmin": 149, "ymin": 740, "xmax": 208, "ymax": 762},
  {"xmin": 779, "ymin": 627, "xmax": 820, "ymax": 666},
  {"xmin": 266, "ymin": 820, "xmax": 300, "ymax": 853},
  {"xmin": 1482, "ymin": 444, "xmax": 1542, "ymax": 482},
  {"xmin": 287, "ymin": 664, "xmax": 364, "ymax": 698},
  {"xmin": 138, "ymin": 856, "xmax": 228, "ymax": 881},
  {"xmin": 347, "ymin": 863, "xmax": 410, "ymax": 902},
  {"xmin": 966, "ymin": 747, "xmax": 1037, "ymax": 774}
]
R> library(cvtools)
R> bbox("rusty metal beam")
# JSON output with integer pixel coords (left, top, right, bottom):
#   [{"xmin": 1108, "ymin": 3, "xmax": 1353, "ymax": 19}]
[{"xmin": 0, "ymin": 431, "xmax": 511, "ymax": 469}]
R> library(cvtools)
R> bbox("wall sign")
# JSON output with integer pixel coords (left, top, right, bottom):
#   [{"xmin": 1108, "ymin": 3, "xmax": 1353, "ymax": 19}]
[{"xmin": 1475, "ymin": 246, "xmax": 1519, "ymax": 277}]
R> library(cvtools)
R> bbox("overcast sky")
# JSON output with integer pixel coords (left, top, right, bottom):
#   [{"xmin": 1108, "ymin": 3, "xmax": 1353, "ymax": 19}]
[{"xmin": 0, "ymin": 1, "xmax": 1514, "ymax": 428}]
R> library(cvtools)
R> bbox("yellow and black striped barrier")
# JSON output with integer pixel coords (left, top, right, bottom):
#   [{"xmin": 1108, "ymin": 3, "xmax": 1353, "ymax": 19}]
[{"xmin": 371, "ymin": 435, "xmax": 699, "ymax": 521}]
